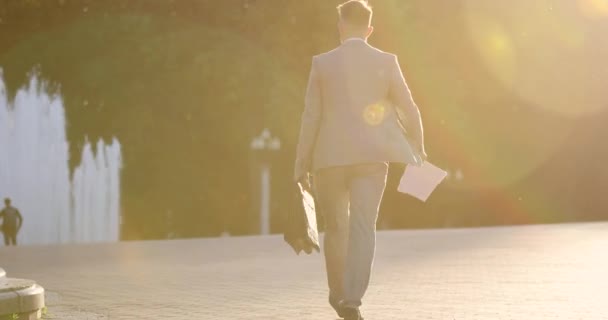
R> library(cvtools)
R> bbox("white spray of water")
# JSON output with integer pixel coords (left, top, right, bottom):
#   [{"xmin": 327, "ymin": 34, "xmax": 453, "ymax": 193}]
[{"xmin": 0, "ymin": 75, "xmax": 122, "ymax": 245}]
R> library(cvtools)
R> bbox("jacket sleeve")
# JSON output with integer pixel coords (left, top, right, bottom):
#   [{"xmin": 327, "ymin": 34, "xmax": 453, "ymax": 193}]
[
  {"xmin": 388, "ymin": 54, "xmax": 424, "ymax": 147},
  {"xmin": 294, "ymin": 57, "xmax": 323, "ymax": 182}
]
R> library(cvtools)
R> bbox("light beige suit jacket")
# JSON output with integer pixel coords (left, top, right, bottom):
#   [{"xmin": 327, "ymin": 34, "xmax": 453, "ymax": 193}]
[{"xmin": 294, "ymin": 39, "xmax": 422, "ymax": 181}]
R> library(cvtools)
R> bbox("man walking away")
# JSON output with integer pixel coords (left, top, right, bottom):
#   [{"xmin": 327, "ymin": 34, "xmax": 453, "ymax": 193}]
[{"xmin": 294, "ymin": 1, "xmax": 427, "ymax": 319}]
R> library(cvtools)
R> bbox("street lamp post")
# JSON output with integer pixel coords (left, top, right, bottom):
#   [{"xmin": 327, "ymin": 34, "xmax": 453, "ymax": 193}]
[{"xmin": 250, "ymin": 129, "xmax": 281, "ymax": 235}]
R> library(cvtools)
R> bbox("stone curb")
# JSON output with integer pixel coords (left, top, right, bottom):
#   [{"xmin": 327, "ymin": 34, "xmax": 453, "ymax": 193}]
[{"xmin": 0, "ymin": 272, "xmax": 45, "ymax": 320}]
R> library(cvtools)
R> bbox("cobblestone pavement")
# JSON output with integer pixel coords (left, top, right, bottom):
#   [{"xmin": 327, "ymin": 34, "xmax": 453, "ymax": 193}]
[{"xmin": 1, "ymin": 222, "xmax": 607, "ymax": 319}]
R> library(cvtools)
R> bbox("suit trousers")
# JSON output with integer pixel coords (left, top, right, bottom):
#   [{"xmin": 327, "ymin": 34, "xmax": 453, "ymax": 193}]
[{"xmin": 313, "ymin": 162, "xmax": 388, "ymax": 308}]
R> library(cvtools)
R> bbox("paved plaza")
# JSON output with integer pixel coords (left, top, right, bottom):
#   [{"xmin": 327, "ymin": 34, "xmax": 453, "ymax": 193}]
[{"xmin": 1, "ymin": 222, "xmax": 607, "ymax": 319}]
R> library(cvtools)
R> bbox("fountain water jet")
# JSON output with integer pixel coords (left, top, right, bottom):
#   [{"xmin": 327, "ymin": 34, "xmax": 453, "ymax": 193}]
[{"xmin": 0, "ymin": 74, "xmax": 122, "ymax": 245}]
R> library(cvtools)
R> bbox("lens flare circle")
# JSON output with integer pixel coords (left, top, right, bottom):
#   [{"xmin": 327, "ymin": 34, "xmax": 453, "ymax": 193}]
[{"xmin": 363, "ymin": 103, "xmax": 386, "ymax": 126}]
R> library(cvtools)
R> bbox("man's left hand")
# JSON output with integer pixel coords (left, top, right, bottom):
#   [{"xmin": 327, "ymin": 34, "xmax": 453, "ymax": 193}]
[{"xmin": 298, "ymin": 175, "xmax": 312, "ymax": 193}]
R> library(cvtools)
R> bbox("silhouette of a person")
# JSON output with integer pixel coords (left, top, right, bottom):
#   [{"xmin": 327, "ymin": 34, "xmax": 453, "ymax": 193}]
[{"xmin": 0, "ymin": 198, "xmax": 23, "ymax": 246}]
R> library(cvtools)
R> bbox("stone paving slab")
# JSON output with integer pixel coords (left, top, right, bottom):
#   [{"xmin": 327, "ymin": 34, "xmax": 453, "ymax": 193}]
[{"xmin": 1, "ymin": 222, "xmax": 607, "ymax": 319}]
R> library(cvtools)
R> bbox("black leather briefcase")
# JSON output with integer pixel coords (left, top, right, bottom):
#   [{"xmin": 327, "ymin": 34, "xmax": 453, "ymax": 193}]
[{"xmin": 283, "ymin": 182, "xmax": 320, "ymax": 255}]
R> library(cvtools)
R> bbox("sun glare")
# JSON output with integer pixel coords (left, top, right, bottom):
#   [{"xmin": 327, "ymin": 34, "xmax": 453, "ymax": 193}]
[
  {"xmin": 579, "ymin": 0, "xmax": 608, "ymax": 18},
  {"xmin": 465, "ymin": 1, "xmax": 608, "ymax": 117}
]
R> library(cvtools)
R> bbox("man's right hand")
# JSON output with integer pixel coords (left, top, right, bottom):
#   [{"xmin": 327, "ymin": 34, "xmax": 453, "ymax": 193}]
[
  {"xmin": 298, "ymin": 175, "xmax": 312, "ymax": 194},
  {"xmin": 412, "ymin": 141, "xmax": 428, "ymax": 163}
]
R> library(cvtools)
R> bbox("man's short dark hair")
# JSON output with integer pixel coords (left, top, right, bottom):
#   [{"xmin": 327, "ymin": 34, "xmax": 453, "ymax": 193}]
[{"xmin": 337, "ymin": 0, "xmax": 373, "ymax": 27}]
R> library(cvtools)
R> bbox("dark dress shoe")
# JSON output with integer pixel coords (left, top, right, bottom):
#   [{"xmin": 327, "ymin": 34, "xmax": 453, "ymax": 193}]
[
  {"xmin": 329, "ymin": 297, "xmax": 345, "ymax": 318},
  {"xmin": 342, "ymin": 307, "xmax": 363, "ymax": 320}
]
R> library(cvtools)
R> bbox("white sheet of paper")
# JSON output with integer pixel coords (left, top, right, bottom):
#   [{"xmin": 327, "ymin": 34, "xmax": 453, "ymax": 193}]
[{"xmin": 398, "ymin": 162, "xmax": 447, "ymax": 202}]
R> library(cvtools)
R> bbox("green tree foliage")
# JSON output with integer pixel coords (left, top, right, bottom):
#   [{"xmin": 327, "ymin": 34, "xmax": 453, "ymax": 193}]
[{"xmin": 1, "ymin": 0, "xmax": 607, "ymax": 238}]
